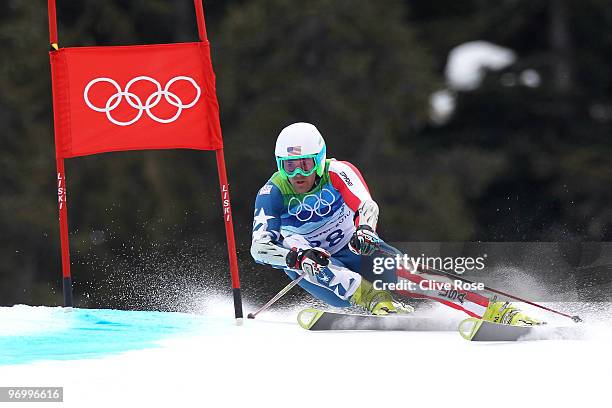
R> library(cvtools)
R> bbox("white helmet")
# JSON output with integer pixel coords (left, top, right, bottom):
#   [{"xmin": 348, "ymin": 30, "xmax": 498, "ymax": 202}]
[{"xmin": 275, "ymin": 122, "xmax": 327, "ymax": 178}]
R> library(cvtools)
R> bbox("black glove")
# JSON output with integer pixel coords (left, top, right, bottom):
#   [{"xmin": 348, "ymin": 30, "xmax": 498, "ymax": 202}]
[
  {"xmin": 286, "ymin": 247, "xmax": 331, "ymax": 279},
  {"xmin": 349, "ymin": 225, "xmax": 379, "ymax": 256}
]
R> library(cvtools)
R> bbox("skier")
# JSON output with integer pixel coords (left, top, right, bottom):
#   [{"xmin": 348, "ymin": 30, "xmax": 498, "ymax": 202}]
[{"xmin": 251, "ymin": 122, "xmax": 540, "ymax": 325}]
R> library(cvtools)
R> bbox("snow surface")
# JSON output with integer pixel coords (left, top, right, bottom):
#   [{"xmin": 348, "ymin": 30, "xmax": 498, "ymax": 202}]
[{"xmin": 1, "ymin": 300, "xmax": 610, "ymax": 408}]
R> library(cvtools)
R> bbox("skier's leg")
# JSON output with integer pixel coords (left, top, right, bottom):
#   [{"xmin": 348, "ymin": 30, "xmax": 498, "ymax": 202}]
[
  {"xmin": 395, "ymin": 268, "xmax": 490, "ymax": 318},
  {"xmin": 334, "ymin": 245, "xmax": 397, "ymax": 284},
  {"xmin": 283, "ymin": 256, "xmax": 361, "ymax": 307},
  {"xmin": 331, "ymin": 245, "xmax": 488, "ymax": 316},
  {"xmin": 284, "ymin": 248, "xmax": 405, "ymax": 314},
  {"xmin": 395, "ymin": 268, "xmax": 541, "ymax": 324},
  {"xmin": 332, "ymin": 245, "xmax": 539, "ymax": 323},
  {"xmin": 330, "ymin": 246, "xmax": 412, "ymax": 314}
]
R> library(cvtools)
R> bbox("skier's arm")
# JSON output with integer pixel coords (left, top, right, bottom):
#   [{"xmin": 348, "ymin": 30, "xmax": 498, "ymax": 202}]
[
  {"xmin": 251, "ymin": 237, "xmax": 291, "ymax": 268},
  {"xmin": 328, "ymin": 160, "xmax": 379, "ymax": 230},
  {"xmin": 250, "ymin": 183, "xmax": 291, "ymax": 268}
]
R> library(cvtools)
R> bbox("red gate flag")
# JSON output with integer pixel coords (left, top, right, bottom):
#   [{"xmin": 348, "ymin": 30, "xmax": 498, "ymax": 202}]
[
  {"xmin": 49, "ymin": 42, "xmax": 223, "ymax": 158},
  {"xmin": 48, "ymin": 0, "xmax": 244, "ymax": 319}
]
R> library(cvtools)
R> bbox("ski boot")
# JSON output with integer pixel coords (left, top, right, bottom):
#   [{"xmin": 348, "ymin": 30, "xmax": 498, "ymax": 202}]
[
  {"xmin": 482, "ymin": 298, "xmax": 543, "ymax": 326},
  {"xmin": 350, "ymin": 278, "xmax": 414, "ymax": 315}
]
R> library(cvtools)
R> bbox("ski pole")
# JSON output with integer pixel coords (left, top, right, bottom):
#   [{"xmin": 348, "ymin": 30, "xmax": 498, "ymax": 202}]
[
  {"xmin": 375, "ymin": 240, "xmax": 583, "ymax": 323},
  {"xmin": 247, "ymin": 272, "xmax": 306, "ymax": 319}
]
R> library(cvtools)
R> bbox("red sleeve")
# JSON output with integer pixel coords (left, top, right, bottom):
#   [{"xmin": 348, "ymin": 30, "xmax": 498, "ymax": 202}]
[{"xmin": 328, "ymin": 160, "xmax": 372, "ymax": 212}]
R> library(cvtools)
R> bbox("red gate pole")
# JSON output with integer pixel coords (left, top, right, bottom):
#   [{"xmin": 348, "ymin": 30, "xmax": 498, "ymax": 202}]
[
  {"xmin": 47, "ymin": 0, "xmax": 58, "ymax": 49},
  {"xmin": 48, "ymin": 0, "xmax": 73, "ymax": 307},
  {"xmin": 56, "ymin": 159, "xmax": 73, "ymax": 307},
  {"xmin": 194, "ymin": 0, "xmax": 243, "ymax": 319},
  {"xmin": 193, "ymin": 0, "xmax": 208, "ymax": 42},
  {"xmin": 215, "ymin": 149, "xmax": 243, "ymax": 319}
]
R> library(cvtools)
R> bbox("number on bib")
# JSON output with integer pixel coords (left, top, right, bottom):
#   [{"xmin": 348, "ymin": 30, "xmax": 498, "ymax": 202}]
[{"xmin": 326, "ymin": 229, "xmax": 344, "ymax": 247}]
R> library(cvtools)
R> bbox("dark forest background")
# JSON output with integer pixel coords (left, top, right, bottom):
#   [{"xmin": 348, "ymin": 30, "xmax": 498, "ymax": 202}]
[{"xmin": 1, "ymin": 0, "xmax": 612, "ymax": 309}]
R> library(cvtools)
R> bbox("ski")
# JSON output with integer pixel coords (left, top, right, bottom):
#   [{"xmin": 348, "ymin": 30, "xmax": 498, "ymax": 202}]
[
  {"xmin": 297, "ymin": 309, "xmax": 584, "ymax": 340},
  {"xmin": 297, "ymin": 308, "xmax": 453, "ymax": 331},
  {"xmin": 458, "ymin": 317, "xmax": 583, "ymax": 341}
]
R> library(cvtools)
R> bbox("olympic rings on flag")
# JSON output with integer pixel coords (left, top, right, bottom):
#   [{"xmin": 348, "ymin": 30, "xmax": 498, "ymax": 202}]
[
  {"xmin": 83, "ymin": 76, "xmax": 201, "ymax": 126},
  {"xmin": 287, "ymin": 188, "xmax": 336, "ymax": 222}
]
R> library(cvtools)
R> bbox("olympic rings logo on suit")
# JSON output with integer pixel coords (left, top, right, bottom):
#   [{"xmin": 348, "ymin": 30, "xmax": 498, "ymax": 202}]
[
  {"xmin": 83, "ymin": 76, "xmax": 201, "ymax": 126},
  {"xmin": 287, "ymin": 188, "xmax": 336, "ymax": 222}
]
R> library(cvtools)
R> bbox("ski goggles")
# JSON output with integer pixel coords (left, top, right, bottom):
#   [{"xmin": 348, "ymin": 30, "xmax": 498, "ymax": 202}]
[{"xmin": 277, "ymin": 155, "xmax": 318, "ymax": 178}]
